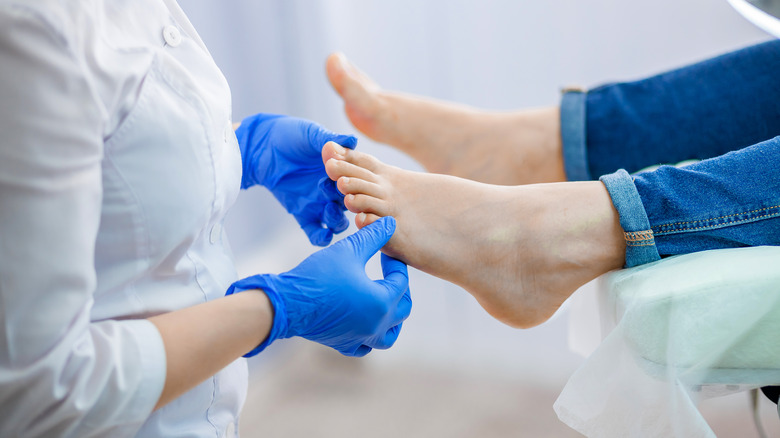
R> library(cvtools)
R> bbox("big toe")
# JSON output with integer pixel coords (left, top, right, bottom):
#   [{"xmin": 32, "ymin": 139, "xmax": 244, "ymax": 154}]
[
  {"xmin": 322, "ymin": 141, "xmax": 347, "ymax": 166},
  {"xmin": 326, "ymin": 53, "xmax": 379, "ymax": 110},
  {"xmin": 343, "ymin": 147, "xmax": 383, "ymax": 173},
  {"xmin": 323, "ymin": 142, "xmax": 384, "ymax": 178},
  {"xmin": 326, "ymin": 52, "xmax": 350, "ymax": 96}
]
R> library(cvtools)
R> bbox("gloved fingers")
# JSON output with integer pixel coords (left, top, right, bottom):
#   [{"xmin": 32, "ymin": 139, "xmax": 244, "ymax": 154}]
[
  {"xmin": 309, "ymin": 126, "xmax": 358, "ymax": 154},
  {"xmin": 338, "ymin": 216, "xmax": 396, "ymax": 263},
  {"xmin": 349, "ymin": 344, "xmax": 373, "ymax": 357},
  {"xmin": 329, "ymin": 133, "xmax": 358, "ymax": 150},
  {"xmin": 298, "ymin": 219, "xmax": 334, "ymax": 247},
  {"xmin": 319, "ymin": 177, "xmax": 346, "ymax": 203},
  {"xmin": 365, "ymin": 322, "xmax": 402, "ymax": 350},
  {"xmin": 379, "ymin": 253, "xmax": 409, "ymax": 301},
  {"xmin": 320, "ymin": 178, "xmax": 350, "ymax": 233},
  {"xmin": 323, "ymin": 202, "xmax": 350, "ymax": 234}
]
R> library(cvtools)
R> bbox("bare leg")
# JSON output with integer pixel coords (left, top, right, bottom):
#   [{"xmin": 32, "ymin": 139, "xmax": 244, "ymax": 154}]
[
  {"xmin": 326, "ymin": 53, "xmax": 567, "ymax": 186},
  {"xmin": 322, "ymin": 142, "xmax": 625, "ymax": 328}
]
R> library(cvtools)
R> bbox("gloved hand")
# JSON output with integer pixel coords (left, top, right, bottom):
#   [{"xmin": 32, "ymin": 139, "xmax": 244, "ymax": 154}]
[
  {"xmin": 236, "ymin": 113, "xmax": 358, "ymax": 246},
  {"xmin": 226, "ymin": 216, "xmax": 412, "ymax": 357}
]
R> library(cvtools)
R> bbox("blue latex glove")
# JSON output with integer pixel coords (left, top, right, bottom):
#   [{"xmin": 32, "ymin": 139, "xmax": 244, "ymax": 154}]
[
  {"xmin": 226, "ymin": 217, "xmax": 412, "ymax": 357},
  {"xmin": 236, "ymin": 113, "xmax": 358, "ymax": 246}
]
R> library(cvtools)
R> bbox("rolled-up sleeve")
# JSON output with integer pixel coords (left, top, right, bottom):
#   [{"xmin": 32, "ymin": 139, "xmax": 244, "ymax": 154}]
[{"xmin": 0, "ymin": 6, "xmax": 165, "ymax": 437}]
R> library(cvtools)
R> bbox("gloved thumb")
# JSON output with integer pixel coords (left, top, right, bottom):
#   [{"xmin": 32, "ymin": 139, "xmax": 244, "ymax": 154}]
[
  {"xmin": 340, "ymin": 216, "xmax": 396, "ymax": 263},
  {"xmin": 379, "ymin": 253, "xmax": 409, "ymax": 300}
]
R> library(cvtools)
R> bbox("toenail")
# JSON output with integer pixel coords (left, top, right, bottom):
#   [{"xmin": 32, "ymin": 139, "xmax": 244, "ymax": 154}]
[
  {"xmin": 331, "ymin": 142, "xmax": 347, "ymax": 155},
  {"xmin": 341, "ymin": 177, "xmax": 350, "ymax": 185}
]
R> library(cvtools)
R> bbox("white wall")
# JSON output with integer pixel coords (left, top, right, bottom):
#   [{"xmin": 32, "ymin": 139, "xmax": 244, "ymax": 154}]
[{"xmin": 179, "ymin": 0, "xmax": 770, "ymax": 384}]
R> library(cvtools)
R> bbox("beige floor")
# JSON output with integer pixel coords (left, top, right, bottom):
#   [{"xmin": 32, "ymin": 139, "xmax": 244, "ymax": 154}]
[{"xmin": 239, "ymin": 341, "xmax": 780, "ymax": 438}]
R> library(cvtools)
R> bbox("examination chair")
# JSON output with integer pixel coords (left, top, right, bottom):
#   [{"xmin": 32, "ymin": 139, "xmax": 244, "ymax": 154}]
[{"xmin": 555, "ymin": 245, "xmax": 780, "ymax": 438}]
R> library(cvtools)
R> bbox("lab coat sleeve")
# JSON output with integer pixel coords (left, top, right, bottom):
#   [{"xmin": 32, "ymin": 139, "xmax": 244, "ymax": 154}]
[{"xmin": 0, "ymin": 6, "xmax": 166, "ymax": 437}]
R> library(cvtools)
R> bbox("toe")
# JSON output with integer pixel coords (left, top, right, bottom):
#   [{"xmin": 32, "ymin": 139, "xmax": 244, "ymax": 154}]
[
  {"xmin": 326, "ymin": 52, "xmax": 349, "ymax": 96},
  {"xmin": 344, "ymin": 194, "xmax": 390, "ymax": 217},
  {"xmin": 342, "ymin": 148, "xmax": 383, "ymax": 173},
  {"xmin": 337, "ymin": 176, "xmax": 384, "ymax": 198},
  {"xmin": 356, "ymin": 212, "xmax": 382, "ymax": 229},
  {"xmin": 322, "ymin": 141, "xmax": 347, "ymax": 166},
  {"xmin": 326, "ymin": 52, "xmax": 379, "ymax": 97},
  {"xmin": 325, "ymin": 157, "xmax": 379, "ymax": 183},
  {"xmin": 326, "ymin": 53, "xmax": 387, "ymax": 140}
]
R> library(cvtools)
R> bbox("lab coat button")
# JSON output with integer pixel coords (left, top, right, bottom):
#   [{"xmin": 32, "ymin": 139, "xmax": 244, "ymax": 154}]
[
  {"xmin": 163, "ymin": 25, "xmax": 182, "ymax": 47},
  {"xmin": 225, "ymin": 422, "xmax": 236, "ymax": 437},
  {"xmin": 209, "ymin": 223, "xmax": 222, "ymax": 244}
]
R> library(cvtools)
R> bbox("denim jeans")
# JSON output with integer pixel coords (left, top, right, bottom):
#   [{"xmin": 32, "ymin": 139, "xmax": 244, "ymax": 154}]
[{"xmin": 560, "ymin": 40, "xmax": 780, "ymax": 267}]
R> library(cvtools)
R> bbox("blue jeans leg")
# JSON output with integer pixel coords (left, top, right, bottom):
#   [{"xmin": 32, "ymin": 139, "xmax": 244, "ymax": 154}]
[
  {"xmin": 561, "ymin": 41, "xmax": 780, "ymax": 266},
  {"xmin": 600, "ymin": 136, "xmax": 780, "ymax": 267}
]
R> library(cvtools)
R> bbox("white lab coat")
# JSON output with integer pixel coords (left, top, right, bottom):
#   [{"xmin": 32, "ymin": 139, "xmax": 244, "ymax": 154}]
[{"xmin": 0, "ymin": 1, "xmax": 246, "ymax": 436}]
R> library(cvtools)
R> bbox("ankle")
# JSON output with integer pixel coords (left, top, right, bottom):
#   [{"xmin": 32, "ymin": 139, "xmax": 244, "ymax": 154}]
[
  {"xmin": 532, "ymin": 181, "xmax": 625, "ymax": 286},
  {"xmin": 510, "ymin": 107, "xmax": 566, "ymax": 184}
]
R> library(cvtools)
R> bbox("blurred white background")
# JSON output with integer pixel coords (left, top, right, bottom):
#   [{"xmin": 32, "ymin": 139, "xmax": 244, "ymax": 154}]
[{"xmin": 179, "ymin": 1, "xmax": 774, "ymax": 436}]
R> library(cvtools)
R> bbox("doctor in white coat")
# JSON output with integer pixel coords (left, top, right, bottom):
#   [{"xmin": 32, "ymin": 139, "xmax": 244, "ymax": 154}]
[{"xmin": 0, "ymin": 1, "xmax": 411, "ymax": 437}]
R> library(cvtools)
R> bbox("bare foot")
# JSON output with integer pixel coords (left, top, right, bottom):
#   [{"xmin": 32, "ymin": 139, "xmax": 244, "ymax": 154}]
[
  {"xmin": 322, "ymin": 142, "xmax": 625, "ymax": 329},
  {"xmin": 325, "ymin": 53, "xmax": 567, "ymax": 186}
]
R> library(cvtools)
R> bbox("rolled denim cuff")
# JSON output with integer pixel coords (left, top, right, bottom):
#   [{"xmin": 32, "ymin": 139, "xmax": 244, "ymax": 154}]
[
  {"xmin": 560, "ymin": 89, "xmax": 591, "ymax": 181},
  {"xmin": 599, "ymin": 169, "xmax": 661, "ymax": 267}
]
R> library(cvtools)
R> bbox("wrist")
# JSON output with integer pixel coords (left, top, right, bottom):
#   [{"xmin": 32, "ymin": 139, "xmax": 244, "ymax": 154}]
[
  {"xmin": 226, "ymin": 274, "xmax": 290, "ymax": 356},
  {"xmin": 231, "ymin": 289, "xmax": 274, "ymax": 353}
]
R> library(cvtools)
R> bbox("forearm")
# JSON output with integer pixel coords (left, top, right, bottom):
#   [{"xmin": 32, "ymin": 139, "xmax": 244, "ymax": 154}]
[
  {"xmin": 562, "ymin": 40, "xmax": 780, "ymax": 180},
  {"xmin": 149, "ymin": 289, "xmax": 272, "ymax": 409}
]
